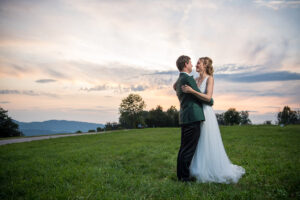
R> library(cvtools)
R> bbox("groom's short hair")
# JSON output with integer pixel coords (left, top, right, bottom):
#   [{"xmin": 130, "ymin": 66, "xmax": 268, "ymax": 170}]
[{"xmin": 176, "ymin": 55, "xmax": 190, "ymax": 71}]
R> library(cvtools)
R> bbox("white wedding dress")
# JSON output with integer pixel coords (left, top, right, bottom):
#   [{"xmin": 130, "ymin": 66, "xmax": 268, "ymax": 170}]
[{"xmin": 189, "ymin": 76, "xmax": 245, "ymax": 184}]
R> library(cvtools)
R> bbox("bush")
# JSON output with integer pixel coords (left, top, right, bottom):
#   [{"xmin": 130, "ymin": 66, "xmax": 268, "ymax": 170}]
[
  {"xmin": 0, "ymin": 107, "xmax": 23, "ymax": 137},
  {"xmin": 97, "ymin": 127, "xmax": 104, "ymax": 132},
  {"xmin": 264, "ymin": 121, "xmax": 272, "ymax": 125}
]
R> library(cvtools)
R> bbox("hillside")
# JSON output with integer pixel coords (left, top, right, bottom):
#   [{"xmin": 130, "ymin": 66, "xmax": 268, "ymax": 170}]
[
  {"xmin": 14, "ymin": 120, "xmax": 105, "ymax": 136},
  {"xmin": 0, "ymin": 126, "xmax": 299, "ymax": 199}
]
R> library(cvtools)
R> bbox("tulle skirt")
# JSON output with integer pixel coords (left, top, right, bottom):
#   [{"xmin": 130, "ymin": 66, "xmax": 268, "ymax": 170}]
[{"xmin": 189, "ymin": 104, "xmax": 245, "ymax": 184}]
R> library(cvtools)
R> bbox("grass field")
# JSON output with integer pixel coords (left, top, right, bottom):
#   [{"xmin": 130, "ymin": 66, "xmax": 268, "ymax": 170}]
[{"xmin": 0, "ymin": 125, "xmax": 299, "ymax": 199}]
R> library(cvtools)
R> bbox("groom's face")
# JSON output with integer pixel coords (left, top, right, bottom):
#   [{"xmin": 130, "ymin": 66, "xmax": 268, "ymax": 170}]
[{"xmin": 186, "ymin": 59, "xmax": 193, "ymax": 73}]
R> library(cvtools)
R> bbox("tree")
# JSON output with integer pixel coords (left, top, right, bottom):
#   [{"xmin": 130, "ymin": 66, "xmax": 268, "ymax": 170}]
[
  {"xmin": 145, "ymin": 105, "xmax": 168, "ymax": 127},
  {"xmin": 264, "ymin": 120, "xmax": 272, "ymax": 125},
  {"xmin": 97, "ymin": 127, "xmax": 103, "ymax": 132},
  {"xmin": 105, "ymin": 122, "xmax": 121, "ymax": 130},
  {"xmin": 216, "ymin": 113, "xmax": 225, "ymax": 125},
  {"xmin": 119, "ymin": 94, "xmax": 146, "ymax": 129},
  {"xmin": 88, "ymin": 129, "xmax": 95, "ymax": 132},
  {"xmin": 144, "ymin": 105, "xmax": 179, "ymax": 128},
  {"xmin": 166, "ymin": 106, "xmax": 179, "ymax": 127},
  {"xmin": 240, "ymin": 111, "xmax": 252, "ymax": 125},
  {"xmin": 141, "ymin": 111, "xmax": 149, "ymax": 128},
  {"xmin": 0, "ymin": 107, "xmax": 23, "ymax": 137},
  {"xmin": 277, "ymin": 106, "xmax": 298, "ymax": 125},
  {"xmin": 224, "ymin": 108, "xmax": 241, "ymax": 125}
]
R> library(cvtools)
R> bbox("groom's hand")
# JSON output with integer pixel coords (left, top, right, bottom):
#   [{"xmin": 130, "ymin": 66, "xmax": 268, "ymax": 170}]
[
  {"xmin": 209, "ymin": 98, "xmax": 214, "ymax": 106},
  {"xmin": 173, "ymin": 81, "xmax": 177, "ymax": 91}
]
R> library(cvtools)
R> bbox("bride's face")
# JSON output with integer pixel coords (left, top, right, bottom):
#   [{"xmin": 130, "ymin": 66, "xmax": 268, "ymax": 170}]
[{"xmin": 196, "ymin": 59, "xmax": 205, "ymax": 73}]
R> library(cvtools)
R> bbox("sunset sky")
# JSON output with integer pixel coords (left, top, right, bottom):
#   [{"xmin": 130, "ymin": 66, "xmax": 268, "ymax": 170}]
[{"xmin": 0, "ymin": 0, "xmax": 299, "ymax": 124}]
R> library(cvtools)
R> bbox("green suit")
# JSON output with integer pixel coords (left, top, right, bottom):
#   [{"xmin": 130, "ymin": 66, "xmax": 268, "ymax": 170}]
[{"xmin": 175, "ymin": 73, "xmax": 214, "ymax": 125}]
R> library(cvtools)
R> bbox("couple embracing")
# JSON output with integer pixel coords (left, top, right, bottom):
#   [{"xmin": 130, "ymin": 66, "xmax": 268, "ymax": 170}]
[{"xmin": 174, "ymin": 55, "xmax": 245, "ymax": 183}]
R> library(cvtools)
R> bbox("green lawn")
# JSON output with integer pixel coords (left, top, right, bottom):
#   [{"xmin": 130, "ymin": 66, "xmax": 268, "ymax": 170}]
[{"xmin": 0, "ymin": 125, "xmax": 299, "ymax": 199}]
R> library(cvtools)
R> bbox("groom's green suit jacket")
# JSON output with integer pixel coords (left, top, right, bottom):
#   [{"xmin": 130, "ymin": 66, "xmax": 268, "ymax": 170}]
[{"xmin": 175, "ymin": 73, "xmax": 214, "ymax": 125}]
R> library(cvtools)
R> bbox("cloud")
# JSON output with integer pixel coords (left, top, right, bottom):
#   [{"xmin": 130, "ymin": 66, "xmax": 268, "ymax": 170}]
[
  {"xmin": 263, "ymin": 106, "xmax": 281, "ymax": 109},
  {"xmin": 247, "ymin": 110, "xmax": 259, "ymax": 113},
  {"xmin": 254, "ymin": 0, "xmax": 300, "ymax": 10},
  {"xmin": 149, "ymin": 70, "xmax": 179, "ymax": 76},
  {"xmin": 147, "ymin": 67, "xmax": 300, "ymax": 82},
  {"xmin": 215, "ymin": 71, "xmax": 300, "ymax": 82},
  {"xmin": 44, "ymin": 68, "xmax": 68, "ymax": 79},
  {"xmin": 80, "ymin": 83, "xmax": 149, "ymax": 93},
  {"xmin": 0, "ymin": 89, "xmax": 58, "ymax": 98},
  {"xmin": 80, "ymin": 84, "xmax": 109, "ymax": 92},
  {"xmin": 131, "ymin": 85, "xmax": 148, "ymax": 91},
  {"xmin": 0, "ymin": 0, "xmax": 299, "ymax": 124},
  {"xmin": 0, "ymin": 56, "xmax": 70, "ymax": 79},
  {"xmin": 35, "ymin": 79, "xmax": 56, "ymax": 83},
  {"xmin": 221, "ymin": 88, "xmax": 297, "ymax": 97},
  {"xmin": 71, "ymin": 108, "xmax": 117, "ymax": 113},
  {"xmin": 0, "ymin": 90, "xmax": 20, "ymax": 94},
  {"xmin": 214, "ymin": 64, "xmax": 264, "ymax": 74}
]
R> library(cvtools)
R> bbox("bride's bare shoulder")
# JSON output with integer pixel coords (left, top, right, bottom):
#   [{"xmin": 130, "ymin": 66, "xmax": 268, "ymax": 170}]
[{"xmin": 207, "ymin": 76, "xmax": 214, "ymax": 82}]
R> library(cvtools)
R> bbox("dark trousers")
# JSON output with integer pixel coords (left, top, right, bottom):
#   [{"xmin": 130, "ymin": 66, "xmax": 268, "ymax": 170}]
[{"xmin": 177, "ymin": 121, "xmax": 201, "ymax": 181}]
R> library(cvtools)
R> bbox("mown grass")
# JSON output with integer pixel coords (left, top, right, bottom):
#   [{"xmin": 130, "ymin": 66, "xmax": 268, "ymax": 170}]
[{"xmin": 0, "ymin": 125, "xmax": 299, "ymax": 199}]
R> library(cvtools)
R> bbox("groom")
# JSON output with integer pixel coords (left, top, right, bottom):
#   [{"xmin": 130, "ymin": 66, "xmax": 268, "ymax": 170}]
[{"xmin": 175, "ymin": 55, "xmax": 213, "ymax": 182}]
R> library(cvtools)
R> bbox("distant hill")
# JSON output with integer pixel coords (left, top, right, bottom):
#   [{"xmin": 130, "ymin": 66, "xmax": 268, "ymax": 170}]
[{"xmin": 13, "ymin": 120, "xmax": 105, "ymax": 136}]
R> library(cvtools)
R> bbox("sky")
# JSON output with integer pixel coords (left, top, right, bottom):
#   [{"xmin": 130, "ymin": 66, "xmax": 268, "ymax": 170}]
[{"xmin": 0, "ymin": 0, "xmax": 299, "ymax": 124}]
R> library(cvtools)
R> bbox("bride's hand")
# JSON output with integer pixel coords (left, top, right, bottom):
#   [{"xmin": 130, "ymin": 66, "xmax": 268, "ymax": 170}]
[{"xmin": 181, "ymin": 85, "xmax": 193, "ymax": 93}]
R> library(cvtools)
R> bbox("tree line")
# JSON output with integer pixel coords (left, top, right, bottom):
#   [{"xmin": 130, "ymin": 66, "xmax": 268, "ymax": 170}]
[
  {"xmin": 1, "ymin": 96, "xmax": 300, "ymax": 137},
  {"xmin": 118, "ymin": 94, "xmax": 179, "ymax": 128},
  {"xmin": 115, "ymin": 94, "xmax": 300, "ymax": 129},
  {"xmin": 216, "ymin": 108, "xmax": 251, "ymax": 125},
  {"xmin": 116, "ymin": 94, "xmax": 253, "ymax": 129}
]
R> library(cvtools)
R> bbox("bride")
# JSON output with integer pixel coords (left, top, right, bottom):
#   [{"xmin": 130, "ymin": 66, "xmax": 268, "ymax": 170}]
[{"xmin": 181, "ymin": 57, "xmax": 245, "ymax": 184}]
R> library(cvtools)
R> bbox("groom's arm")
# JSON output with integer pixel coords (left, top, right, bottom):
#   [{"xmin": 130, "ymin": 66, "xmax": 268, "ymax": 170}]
[{"xmin": 186, "ymin": 76, "xmax": 214, "ymax": 106}]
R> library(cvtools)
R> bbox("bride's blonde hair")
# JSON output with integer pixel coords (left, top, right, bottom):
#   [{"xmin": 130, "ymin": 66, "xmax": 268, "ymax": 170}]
[{"xmin": 200, "ymin": 57, "xmax": 214, "ymax": 76}]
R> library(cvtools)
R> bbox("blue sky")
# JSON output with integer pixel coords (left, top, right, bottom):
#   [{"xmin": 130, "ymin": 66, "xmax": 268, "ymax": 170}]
[{"xmin": 0, "ymin": 0, "xmax": 299, "ymax": 124}]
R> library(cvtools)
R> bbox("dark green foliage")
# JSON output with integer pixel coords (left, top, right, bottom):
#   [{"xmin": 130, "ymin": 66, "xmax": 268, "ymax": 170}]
[
  {"xmin": 144, "ymin": 105, "xmax": 179, "ymax": 128},
  {"xmin": 119, "ymin": 94, "xmax": 179, "ymax": 129},
  {"xmin": 119, "ymin": 94, "xmax": 146, "ymax": 129},
  {"xmin": 166, "ymin": 106, "xmax": 179, "ymax": 127},
  {"xmin": 216, "ymin": 113, "xmax": 225, "ymax": 125},
  {"xmin": 277, "ymin": 106, "xmax": 299, "ymax": 125},
  {"xmin": 145, "ymin": 105, "xmax": 167, "ymax": 127},
  {"xmin": 88, "ymin": 129, "xmax": 95, "ymax": 132},
  {"xmin": 264, "ymin": 120, "xmax": 272, "ymax": 125},
  {"xmin": 224, "ymin": 108, "xmax": 241, "ymax": 125},
  {"xmin": 97, "ymin": 127, "xmax": 104, "ymax": 132},
  {"xmin": 240, "ymin": 111, "xmax": 251, "ymax": 125},
  {"xmin": 0, "ymin": 107, "xmax": 23, "ymax": 137},
  {"xmin": 0, "ymin": 126, "xmax": 299, "ymax": 199},
  {"xmin": 105, "ymin": 122, "xmax": 122, "ymax": 131},
  {"xmin": 220, "ymin": 108, "xmax": 251, "ymax": 125},
  {"xmin": 76, "ymin": 130, "xmax": 82, "ymax": 133}
]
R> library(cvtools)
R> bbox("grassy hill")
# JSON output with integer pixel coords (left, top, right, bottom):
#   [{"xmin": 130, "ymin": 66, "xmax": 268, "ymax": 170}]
[
  {"xmin": 0, "ymin": 125, "xmax": 299, "ymax": 199},
  {"xmin": 14, "ymin": 120, "xmax": 105, "ymax": 136}
]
